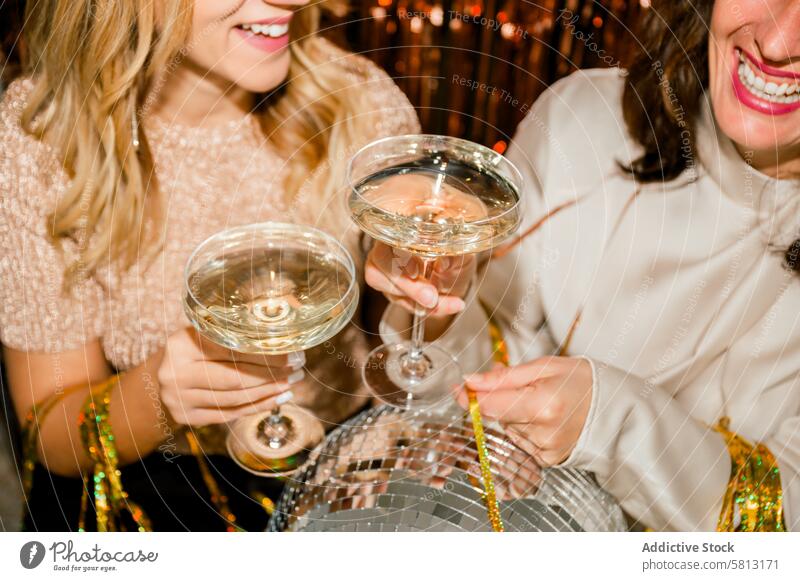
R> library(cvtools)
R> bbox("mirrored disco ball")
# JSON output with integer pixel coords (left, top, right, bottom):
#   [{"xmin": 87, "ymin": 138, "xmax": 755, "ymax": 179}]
[{"xmin": 269, "ymin": 405, "xmax": 626, "ymax": 532}]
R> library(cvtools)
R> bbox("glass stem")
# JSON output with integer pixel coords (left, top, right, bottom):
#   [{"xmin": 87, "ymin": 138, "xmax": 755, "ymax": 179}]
[
  {"xmin": 263, "ymin": 351, "xmax": 303, "ymax": 448},
  {"xmin": 408, "ymin": 258, "xmax": 435, "ymax": 361},
  {"xmin": 265, "ymin": 406, "xmax": 289, "ymax": 448}
]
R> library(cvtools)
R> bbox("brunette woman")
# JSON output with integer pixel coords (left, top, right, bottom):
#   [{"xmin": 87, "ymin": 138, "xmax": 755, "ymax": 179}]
[{"xmin": 367, "ymin": 0, "xmax": 800, "ymax": 531}]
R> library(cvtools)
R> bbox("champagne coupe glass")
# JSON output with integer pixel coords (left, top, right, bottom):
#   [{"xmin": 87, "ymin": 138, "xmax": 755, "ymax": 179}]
[
  {"xmin": 183, "ymin": 222, "xmax": 359, "ymax": 477},
  {"xmin": 347, "ymin": 135, "xmax": 523, "ymax": 410}
]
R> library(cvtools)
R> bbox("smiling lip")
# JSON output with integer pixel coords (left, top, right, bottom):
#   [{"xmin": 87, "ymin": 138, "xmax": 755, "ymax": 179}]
[
  {"xmin": 732, "ymin": 48, "xmax": 800, "ymax": 116},
  {"xmin": 234, "ymin": 16, "xmax": 292, "ymax": 54},
  {"xmin": 249, "ymin": 16, "xmax": 292, "ymax": 25},
  {"xmin": 740, "ymin": 48, "xmax": 800, "ymax": 79}
]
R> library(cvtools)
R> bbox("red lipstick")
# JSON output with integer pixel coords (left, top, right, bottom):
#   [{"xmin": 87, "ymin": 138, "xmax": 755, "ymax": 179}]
[
  {"xmin": 732, "ymin": 48, "xmax": 800, "ymax": 116},
  {"xmin": 740, "ymin": 48, "xmax": 800, "ymax": 80}
]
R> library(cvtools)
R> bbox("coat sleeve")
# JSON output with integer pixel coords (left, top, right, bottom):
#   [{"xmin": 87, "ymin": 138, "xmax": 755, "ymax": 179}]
[
  {"xmin": 561, "ymin": 360, "xmax": 732, "ymax": 530},
  {"xmin": 564, "ymin": 272, "xmax": 800, "ymax": 531}
]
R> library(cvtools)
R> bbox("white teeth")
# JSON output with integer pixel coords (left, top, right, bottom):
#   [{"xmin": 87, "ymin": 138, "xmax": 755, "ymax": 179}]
[
  {"xmin": 270, "ymin": 24, "xmax": 289, "ymax": 38},
  {"xmin": 240, "ymin": 22, "xmax": 289, "ymax": 38},
  {"xmin": 737, "ymin": 54, "xmax": 800, "ymax": 104}
]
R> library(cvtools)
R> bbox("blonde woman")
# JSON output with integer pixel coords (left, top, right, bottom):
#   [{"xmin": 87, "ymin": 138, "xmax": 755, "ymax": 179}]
[{"xmin": 0, "ymin": 0, "xmax": 419, "ymax": 531}]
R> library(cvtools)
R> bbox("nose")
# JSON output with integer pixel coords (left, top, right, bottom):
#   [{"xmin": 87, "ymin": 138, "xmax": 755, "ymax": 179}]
[{"xmin": 755, "ymin": 1, "xmax": 800, "ymax": 65}]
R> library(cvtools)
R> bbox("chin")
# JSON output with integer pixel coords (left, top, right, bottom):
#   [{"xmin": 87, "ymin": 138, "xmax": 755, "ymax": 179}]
[
  {"xmin": 714, "ymin": 99, "xmax": 798, "ymax": 153},
  {"xmin": 230, "ymin": 51, "xmax": 292, "ymax": 95}
]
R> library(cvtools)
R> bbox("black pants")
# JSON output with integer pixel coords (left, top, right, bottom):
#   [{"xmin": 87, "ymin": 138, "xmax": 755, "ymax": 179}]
[{"xmin": 23, "ymin": 452, "xmax": 285, "ymax": 531}]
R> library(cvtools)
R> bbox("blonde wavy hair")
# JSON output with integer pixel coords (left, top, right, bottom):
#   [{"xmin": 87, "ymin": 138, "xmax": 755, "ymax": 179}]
[{"xmin": 22, "ymin": 0, "xmax": 370, "ymax": 284}]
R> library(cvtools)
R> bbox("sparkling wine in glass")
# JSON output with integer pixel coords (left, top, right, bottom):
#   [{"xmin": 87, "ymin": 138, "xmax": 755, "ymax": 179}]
[
  {"xmin": 347, "ymin": 135, "xmax": 523, "ymax": 410},
  {"xmin": 184, "ymin": 222, "xmax": 359, "ymax": 477}
]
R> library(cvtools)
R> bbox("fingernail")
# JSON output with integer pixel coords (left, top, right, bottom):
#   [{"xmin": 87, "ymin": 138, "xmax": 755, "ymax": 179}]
[
  {"xmin": 287, "ymin": 352, "xmax": 306, "ymax": 369},
  {"xmin": 275, "ymin": 391, "xmax": 294, "ymax": 405},
  {"xmin": 453, "ymin": 298, "xmax": 466, "ymax": 312},
  {"xmin": 286, "ymin": 370, "xmax": 305, "ymax": 385},
  {"xmin": 463, "ymin": 374, "xmax": 483, "ymax": 384},
  {"xmin": 420, "ymin": 287, "xmax": 438, "ymax": 308}
]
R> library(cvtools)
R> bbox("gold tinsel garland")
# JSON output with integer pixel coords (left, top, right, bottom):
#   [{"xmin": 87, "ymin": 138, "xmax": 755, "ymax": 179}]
[
  {"xmin": 470, "ymin": 300, "xmax": 514, "ymax": 532},
  {"xmin": 466, "ymin": 389, "xmax": 504, "ymax": 532},
  {"xmin": 22, "ymin": 376, "xmax": 246, "ymax": 531},
  {"xmin": 77, "ymin": 375, "xmax": 152, "ymax": 532},
  {"xmin": 713, "ymin": 417, "xmax": 786, "ymax": 532}
]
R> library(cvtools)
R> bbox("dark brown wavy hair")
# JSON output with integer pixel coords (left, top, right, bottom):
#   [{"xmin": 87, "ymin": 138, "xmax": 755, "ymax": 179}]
[{"xmin": 622, "ymin": 0, "xmax": 800, "ymax": 272}]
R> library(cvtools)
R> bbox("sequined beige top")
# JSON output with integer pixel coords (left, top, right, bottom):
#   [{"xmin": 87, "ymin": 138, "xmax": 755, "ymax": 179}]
[{"xmin": 0, "ymin": 42, "xmax": 420, "ymax": 428}]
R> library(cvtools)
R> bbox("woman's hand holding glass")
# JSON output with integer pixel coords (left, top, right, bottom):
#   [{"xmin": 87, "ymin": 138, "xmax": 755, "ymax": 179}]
[
  {"xmin": 366, "ymin": 242, "xmax": 593, "ymax": 466},
  {"xmin": 365, "ymin": 241, "xmax": 477, "ymax": 321},
  {"xmin": 158, "ymin": 327, "xmax": 300, "ymax": 427}
]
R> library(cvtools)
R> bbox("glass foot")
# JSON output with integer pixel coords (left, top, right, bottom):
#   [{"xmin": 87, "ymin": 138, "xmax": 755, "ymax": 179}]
[
  {"xmin": 226, "ymin": 403, "xmax": 324, "ymax": 478},
  {"xmin": 363, "ymin": 342, "xmax": 463, "ymax": 411}
]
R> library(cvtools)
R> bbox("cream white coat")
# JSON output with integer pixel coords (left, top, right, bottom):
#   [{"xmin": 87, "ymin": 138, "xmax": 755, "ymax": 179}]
[{"xmin": 382, "ymin": 68, "xmax": 800, "ymax": 531}]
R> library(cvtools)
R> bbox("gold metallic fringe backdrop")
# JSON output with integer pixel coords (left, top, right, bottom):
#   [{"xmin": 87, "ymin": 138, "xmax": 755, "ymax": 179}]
[{"xmin": 323, "ymin": 0, "xmax": 645, "ymax": 150}]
